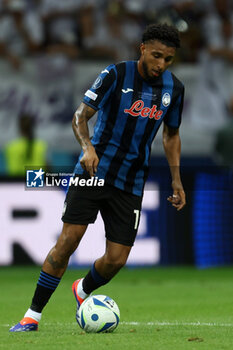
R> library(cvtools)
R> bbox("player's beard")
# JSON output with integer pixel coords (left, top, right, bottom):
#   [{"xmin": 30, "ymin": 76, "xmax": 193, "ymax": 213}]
[{"xmin": 142, "ymin": 61, "xmax": 160, "ymax": 84}]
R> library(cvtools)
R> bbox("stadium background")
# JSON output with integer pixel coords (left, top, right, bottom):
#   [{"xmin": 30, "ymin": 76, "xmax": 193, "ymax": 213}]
[{"xmin": 0, "ymin": 0, "xmax": 233, "ymax": 269}]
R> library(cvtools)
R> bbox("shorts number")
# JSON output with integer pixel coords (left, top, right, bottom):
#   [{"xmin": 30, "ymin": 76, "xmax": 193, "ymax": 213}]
[{"xmin": 134, "ymin": 209, "xmax": 140, "ymax": 230}]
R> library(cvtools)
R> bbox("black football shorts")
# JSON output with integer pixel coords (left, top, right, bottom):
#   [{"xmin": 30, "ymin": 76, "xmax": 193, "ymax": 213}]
[{"xmin": 62, "ymin": 175, "xmax": 142, "ymax": 246}]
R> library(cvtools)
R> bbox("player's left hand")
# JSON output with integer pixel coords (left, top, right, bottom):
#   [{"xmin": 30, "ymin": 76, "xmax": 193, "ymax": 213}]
[{"xmin": 167, "ymin": 182, "xmax": 186, "ymax": 211}]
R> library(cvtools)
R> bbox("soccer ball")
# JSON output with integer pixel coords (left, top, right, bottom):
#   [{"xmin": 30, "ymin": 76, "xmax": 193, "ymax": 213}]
[{"xmin": 76, "ymin": 295, "xmax": 120, "ymax": 333}]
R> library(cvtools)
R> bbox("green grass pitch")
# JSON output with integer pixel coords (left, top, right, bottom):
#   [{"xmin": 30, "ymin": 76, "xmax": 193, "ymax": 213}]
[{"xmin": 1, "ymin": 266, "xmax": 233, "ymax": 350}]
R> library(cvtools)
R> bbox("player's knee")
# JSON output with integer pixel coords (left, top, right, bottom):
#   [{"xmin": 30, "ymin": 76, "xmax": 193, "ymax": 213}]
[
  {"xmin": 56, "ymin": 232, "xmax": 79, "ymax": 257},
  {"xmin": 56, "ymin": 224, "xmax": 85, "ymax": 256},
  {"xmin": 104, "ymin": 254, "xmax": 127, "ymax": 271}
]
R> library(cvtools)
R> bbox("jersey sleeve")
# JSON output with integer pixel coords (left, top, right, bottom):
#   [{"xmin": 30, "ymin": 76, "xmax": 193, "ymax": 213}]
[
  {"xmin": 163, "ymin": 86, "xmax": 184, "ymax": 129},
  {"xmin": 83, "ymin": 64, "xmax": 117, "ymax": 111}
]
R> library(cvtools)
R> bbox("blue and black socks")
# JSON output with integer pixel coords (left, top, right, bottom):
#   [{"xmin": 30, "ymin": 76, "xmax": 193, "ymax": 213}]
[
  {"xmin": 82, "ymin": 263, "xmax": 110, "ymax": 294},
  {"xmin": 30, "ymin": 270, "xmax": 61, "ymax": 313},
  {"xmin": 29, "ymin": 264, "xmax": 110, "ymax": 314}
]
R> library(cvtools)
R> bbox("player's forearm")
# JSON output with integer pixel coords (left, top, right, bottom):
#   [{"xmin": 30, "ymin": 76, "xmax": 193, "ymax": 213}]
[
  {"xmin": 163, "ymin": 131, "xmax": 182, "ymax": 182},
  {"xmin": 72, "ymin": 104, "xmax": 94, "ymax": 151}
]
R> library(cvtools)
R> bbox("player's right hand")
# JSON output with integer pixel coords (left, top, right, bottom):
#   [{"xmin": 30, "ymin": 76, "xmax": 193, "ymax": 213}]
[{"xmin": 80, "ymin": 146, "xmax": 99, "ymax": 177}]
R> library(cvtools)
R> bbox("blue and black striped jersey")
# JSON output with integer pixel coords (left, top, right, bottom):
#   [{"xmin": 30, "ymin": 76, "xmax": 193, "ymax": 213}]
[{"xmin": 74, "ymin": 60, "xmax": 184, "ymax": 196}]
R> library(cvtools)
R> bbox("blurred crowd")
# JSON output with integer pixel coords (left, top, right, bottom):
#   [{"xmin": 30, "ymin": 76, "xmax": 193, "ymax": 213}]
[
  {"xmin": 0, "ymin": 0, "xmax": 233, "ymax": 171},
  {"xmin": 0, "ymin": 0, "xmax": 232, "ymax": 65}
]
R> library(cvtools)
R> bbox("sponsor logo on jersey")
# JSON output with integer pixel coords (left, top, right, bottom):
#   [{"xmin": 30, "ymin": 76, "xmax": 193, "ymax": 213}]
[
  {"xmin": 122, "ymin": 88, "xmax": 134, "ymax": 93},
  {"xmin": 124, "ymin": 100, "xmax": 163, "ymax": 120}
]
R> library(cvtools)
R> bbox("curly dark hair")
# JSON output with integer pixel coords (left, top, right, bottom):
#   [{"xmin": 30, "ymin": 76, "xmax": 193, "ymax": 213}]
[{"xmin": 142, "ymin": 23, "xmax": 180, "ymax": 48}]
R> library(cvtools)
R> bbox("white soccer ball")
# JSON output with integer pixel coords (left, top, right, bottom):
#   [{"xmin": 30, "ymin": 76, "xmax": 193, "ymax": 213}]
[{"xmin": 76, "ymin": 295, "xmax": 120, "ymax": 333}]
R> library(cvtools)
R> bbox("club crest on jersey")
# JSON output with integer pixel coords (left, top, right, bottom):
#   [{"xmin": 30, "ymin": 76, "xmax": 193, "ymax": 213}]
[
  {"xmin": 124, "ymin": 100, "xmax": 163, "ymax": 120},
  {"xmin": 162, "ymin": 92, "xmax": 171, "ymax": 107}
]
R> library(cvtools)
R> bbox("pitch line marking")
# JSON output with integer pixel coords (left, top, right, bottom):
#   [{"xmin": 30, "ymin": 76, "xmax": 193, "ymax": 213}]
[
  {"xmin": 3, "ymin": 321, "xmax": 233, "ymax": 328},
  {"xmin": 121, "ymin": 321, "xmax": 233, "ymax": 327}
]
